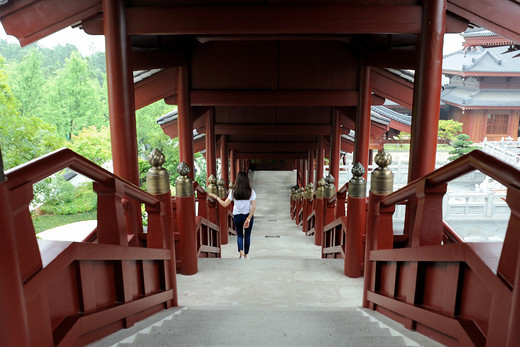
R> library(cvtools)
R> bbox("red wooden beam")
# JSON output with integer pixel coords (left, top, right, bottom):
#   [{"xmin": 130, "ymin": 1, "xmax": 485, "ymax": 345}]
[
  {"xmin": 235, "ymin": 152, "xmax": 308, "ymax": 160},
  {"xmin": 127, "ymin": 5, "xmax": 422, "ymax": 35},
  {"xmin": 0, "ymin": 0, "xmax": 101, "ymax": 46},
  {"xmin": 131, "ymin": 50, "xmax": 187, "ymax": 71},
  {"xmin": 371, "ymin": 67, "xmax": 414, "ymax": 109},
  {"xmin": 134, "ymin": 68, "xmax": 177, "ymax": 110},
  {"xmin": 215, "ymin": 124, "xmax": 331, "ymax": 136},
  {"xmin": 227, "ymin": 142, "xmax": 316, "ymax": 152},
  {"xmin": 189, "ymin": 90, "xmax": 358, "ymax": 107},
  {"xmin": 447, "ymin": 0, "xmax": 520, "ymax": 44}
]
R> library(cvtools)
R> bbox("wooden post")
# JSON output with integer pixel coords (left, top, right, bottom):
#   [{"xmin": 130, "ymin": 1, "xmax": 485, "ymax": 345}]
[
  {"xmin": 355, "ymin": 66, "xmax": 371, "ymax": 180},
  {"xmin": 317, "ymin": 135, "xmax": 324, "ymax": 182},
  {"xmin": 0, "ymin": 172, "xmax": 32, "ymax": 346},
  {"xmin": 104, "ymin": 0, "xmax": 139, "ymax": 185},
  {"xmin": 176, "ymin": 66, "xmax": 197, "ymax": 275},
  {"xmin": 330, "ymin": 109, "xmax": 341, "ymax": 190},
  {"xmin": 408, "ymin": 0, "xmax": 446, "ymax": 181}
]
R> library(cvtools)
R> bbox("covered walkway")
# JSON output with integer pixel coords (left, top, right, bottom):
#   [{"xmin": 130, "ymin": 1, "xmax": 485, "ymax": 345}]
[{"xmin": 90, "ymin": 171, "xmax": 441, "ymax": 346}]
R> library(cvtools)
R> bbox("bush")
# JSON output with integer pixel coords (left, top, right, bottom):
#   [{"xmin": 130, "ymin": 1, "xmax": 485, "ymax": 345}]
[
  {"xmin": 448, "ymin": 134, "xmax": 477, "ymax": 161},
  {"xmin": 39, "ymin": 178, "xmax": 97, "ymax": 215}
]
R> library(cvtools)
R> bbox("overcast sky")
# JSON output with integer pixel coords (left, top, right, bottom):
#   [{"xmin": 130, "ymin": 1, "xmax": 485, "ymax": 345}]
[{"xmin": 1, "ymin": 24, "xmax": 463, "ymax": 57}]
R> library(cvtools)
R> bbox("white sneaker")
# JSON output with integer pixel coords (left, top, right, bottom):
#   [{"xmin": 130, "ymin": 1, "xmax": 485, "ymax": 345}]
[{"xmin": 240, "ymin": 255, "xmax": 244, "ymax": 259}]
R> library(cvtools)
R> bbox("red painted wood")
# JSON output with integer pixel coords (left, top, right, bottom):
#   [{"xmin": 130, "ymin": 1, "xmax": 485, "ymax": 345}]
[
  {"xmin": 355, "ymin": 66, "xmax": 371, "ymax": 179},
  {"xmin": 0, "ymin": 182, "xmax": 31, "ymax": 346},
  {"xmin": 345, "ymin": 196, "xmax": 366, "ymax": 278},
  {"xmin": 330, "ymin": 109, "xmax": 341, "ymax": 189},
  {"xmin": 127, "ymin": 5, "xmax": 421, "ymax": 35},
  {"xmin": 104, "ymin": 0, "xmax": 139, "ymax": 186},
  {"xmin": 408, "ymin": 0, "xmax": 446, "ymax": 181}
]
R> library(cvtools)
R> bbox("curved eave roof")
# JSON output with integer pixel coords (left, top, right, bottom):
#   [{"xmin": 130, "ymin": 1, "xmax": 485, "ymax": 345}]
[
  {"xmin": 443, "ymin": 46, "xmax": 520, "ymax": 76},
  {"xmin": 441, "ymin": 86, "xmax": 520, "ymax": 110},
  {"xmin": 371, "ymin": 105, "xmax": 411, "ymax": 126}
]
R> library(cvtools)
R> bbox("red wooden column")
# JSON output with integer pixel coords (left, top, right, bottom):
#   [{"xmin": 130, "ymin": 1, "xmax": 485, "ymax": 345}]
[
  {"xmin": 405, "ymin": 0, "xmax": 447, "ymax": 248},
  {"xmin": 330, "ymin": 109, "xmax": 341, "ymax": 190},
  {"xmin": 316, "ymin": 135, "xmax": 324, "ymax": 182},
  {"xmin": 206, "ymin": 109, "xmax": 217, "ymax": 182},
  {"xmin": 104, "ymin": 0, "xmax": 138, "ymax": 185},
  {"xmin": 344, "ymin": 65, "xmax": 371, "ymax": 277},
  {"xmin": 409, "ymin": 0, "xmax": 446, "ymax": 181},
  {"xmin": 301, "ymin": 159, "xmax": 307, "ymax": 187},
  {"xmin": 308, "ymin": 150, "xmax": 315, "ymax": 187},
  {"xmin": 0, "ymin": 154, "xmax": 31, "ymax": 347},
  {"xmin": 219, "ymin": 135, "xmax": 229, "ymax": 245},
  {"xmin": 355, "ymin": 66, "xmax": 371, "ymax": 178},
  {"xmin": 205, "ymin": 109, "xmax": 218, "ymax": 225},
  {"xmin": 176, "ymin": 65, "xmax": 197, "ymax": 275},
  {"xmin": 230, "ymin": 149, "xmax": 236, "ymax": 184},
  {"xmin": 220, "ymin": 135, "xmax": 229, "ymax": 187}
]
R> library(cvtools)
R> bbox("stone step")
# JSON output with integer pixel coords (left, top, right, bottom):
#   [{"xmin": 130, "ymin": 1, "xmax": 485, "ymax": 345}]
[{"xmin": 114, "ymin": 307, "xmax": 413, "ymax": 347}]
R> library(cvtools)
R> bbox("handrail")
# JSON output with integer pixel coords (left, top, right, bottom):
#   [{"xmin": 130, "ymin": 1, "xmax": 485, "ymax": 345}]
[
  {"xmin": 442, "ymin": 221, "xmax": 465, "ymax": 244},
  {"xmin": 5, "ymin": 148, "xmax": 159, "ymax": 207},
  {"xmin": 338, "ymin": 182, "xmax": 349, "ymax": 195},
  {"xmin": 380, "ymin": 150, "xmax": 520, "ymax": 208}
]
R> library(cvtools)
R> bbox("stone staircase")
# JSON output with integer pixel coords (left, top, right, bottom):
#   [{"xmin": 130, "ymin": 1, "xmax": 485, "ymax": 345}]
[
  {"xmin": 89, "ymin": 171, "xmax": 443, "ymax": 347},
  {"xmin": 103, "ymin": 307, "xmax": 433, "ymax": 347}
]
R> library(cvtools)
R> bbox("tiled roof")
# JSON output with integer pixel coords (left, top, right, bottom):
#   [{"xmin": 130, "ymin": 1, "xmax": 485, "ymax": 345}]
[
  {"xmin": 462, "ymin": 28, "xmax": 496, "ymax": 38},
  {"xmin": 133, "ymin": 69, "xmax": 162, "ymax": 83},
  {"xmin": 157, "ymin": 109, "xmax": 177, "ymax": 125},
  {"xmin": 443, "ymin": 46, "xmax": 520, "ymax": 74},
  {"xmin": 371, "ymin": 106, "xmax": 411, "ymax": 126},
  {"xmin": 385, "ymin": 68, "xmax": 415, "ymax": 83},
  {"xmin": 441, "ymin": 86, "xmax": 520, "ymax": 108}
]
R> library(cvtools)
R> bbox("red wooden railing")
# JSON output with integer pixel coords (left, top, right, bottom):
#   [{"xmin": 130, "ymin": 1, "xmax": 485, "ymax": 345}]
[
  {"xmin": 194, "ymin": 183, "xmax": 221, "ymax": 258},
  {"xmin": 321, "ymin": 183, "xmax": 348, "ymax": 258},
  {"xmin": 364, "ymin": 150, "xmax": 520, "ymax": 347},
  {"xmin": 1, "ymin": 148, "xmax": 177, "ymax": 346}
]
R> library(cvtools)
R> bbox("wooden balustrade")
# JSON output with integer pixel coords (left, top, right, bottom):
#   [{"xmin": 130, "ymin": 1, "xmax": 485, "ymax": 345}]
[
  {"xmin": 1, "ymin": 148, "xmax": 177, "ymax": 346},
  {"xmin": 363, "ymin": 150, "xmax": 520, "ymax": 346}
]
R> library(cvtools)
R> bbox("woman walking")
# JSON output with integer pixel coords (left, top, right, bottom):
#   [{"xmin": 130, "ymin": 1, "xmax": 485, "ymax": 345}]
[{"xmin": 209, "ymin": 171, "xmax": 256, "ymax": 259}]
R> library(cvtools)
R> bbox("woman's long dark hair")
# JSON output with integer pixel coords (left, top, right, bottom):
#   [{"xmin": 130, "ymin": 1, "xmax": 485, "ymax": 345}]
[{"xmin": 233, "ymin": 171, "xmax": 252, "ymax": 200}]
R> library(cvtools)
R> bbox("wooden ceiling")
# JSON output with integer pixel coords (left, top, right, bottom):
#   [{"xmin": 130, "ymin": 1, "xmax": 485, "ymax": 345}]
[{"xmin": 1, "ymin": 0, "xmax": 519, "ymax": 161}]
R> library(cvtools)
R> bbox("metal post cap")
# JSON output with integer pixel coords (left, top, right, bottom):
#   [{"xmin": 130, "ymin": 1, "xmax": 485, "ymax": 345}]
[
  {"xmin": 348, "ymin": 162, "xmax": 367, "ymax": 198},
  {"xmin": 175, "ymin": 161, "xmax": 194, "ymax": 197},
  {"xmin": 370, "ymin": 149, "xmax": 394, "ymax": 195},
  {"xmin": 146, "ymin": 149, "xmax": 170, "ymax": 194}
]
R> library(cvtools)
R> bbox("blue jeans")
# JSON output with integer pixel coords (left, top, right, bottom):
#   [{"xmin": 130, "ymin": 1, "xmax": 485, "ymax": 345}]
[{"xmin": 233, "ymin": 214, "xmax": 254, "ymax": 254}]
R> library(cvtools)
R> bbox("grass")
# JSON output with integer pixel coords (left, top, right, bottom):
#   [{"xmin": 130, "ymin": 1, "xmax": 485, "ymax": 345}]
[
  {"xmin": 384, "ymin": 143, "xmax": 452, "ymax": 152},
  {"xmin": 33, "ymin": 210, "xmax": 97, "ymax": 234}
]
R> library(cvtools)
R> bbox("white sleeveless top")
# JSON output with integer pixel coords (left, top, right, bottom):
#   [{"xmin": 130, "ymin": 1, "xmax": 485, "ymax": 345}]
[{"xmin": 228, "ymin": 189, "xmax": 256, "ymax": 215}]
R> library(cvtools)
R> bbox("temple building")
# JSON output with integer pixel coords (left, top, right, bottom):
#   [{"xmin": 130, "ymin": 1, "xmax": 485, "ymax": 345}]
[{"xmin": 441, "ymin": 28, "xmax": 520, "ymax": 141}]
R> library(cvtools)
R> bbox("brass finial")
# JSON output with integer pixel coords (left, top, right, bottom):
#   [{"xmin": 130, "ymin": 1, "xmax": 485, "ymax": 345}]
[
  {"xmin": 304, "ymin": 183, "xmax": 314, "ymax": 199},
  {"xmin": 217, "ymin": 178, "xmax": 227, "ymax": 199},
  {"xmin": 146, "ymin": 149, "xmax": 170, "ymax": 194},
  {"xmin": 370, "ymin": 149, "xmax": 394, "ymax": 195},
  {"xmin": 175, "ymin": 161, "xmax": 193, "ymax": 197},
  {"xmin": 324, "ymin": 173, "xmax": 336, "ymax": 199},
  {"xmin": 207, "ymin": 174, "xmax": 218, "ymax": 195},
  {"xmin": 316, "ymin": 178, "xmax": 326, "ymax": 199},
  {"xmin": 291, "ymin": 186, "xmax": 297, "ymax": 200},
  {"xmin": 348, "ymin": 162, "xmax": 367, "ymax": 198}
]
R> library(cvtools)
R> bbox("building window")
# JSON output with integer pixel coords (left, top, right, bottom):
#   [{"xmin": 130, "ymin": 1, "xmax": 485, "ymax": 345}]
[{"xmin": 486, "ymin": 114, "xmax": 509, "ymax": 134}]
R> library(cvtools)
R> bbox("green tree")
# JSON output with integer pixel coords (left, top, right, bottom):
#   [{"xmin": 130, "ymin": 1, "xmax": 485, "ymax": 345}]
[
  {"xmin": 68, "ymin": 126, "xmax": 111, "ymax": 165},
  {"xmin": 448, "ymin": 134, "xmax": 477, "ymax": 161},
  {"xmin": 135, "ymin": 101, "xmax": 180, "ymax": 186},
  {"xmin": 9, "ymin": 50, "xmax": 46, "ymax": 118},
  {"xmin": 46, "ymin": 51, "xmax": 105, "ymax": 140},
  {"xmin": 0, "ymin": 55, "xmax": 63, "ymax": 169},
  {"xmin": 438, "ymin": 120, "xmax": 463, "ymax": 144}
]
